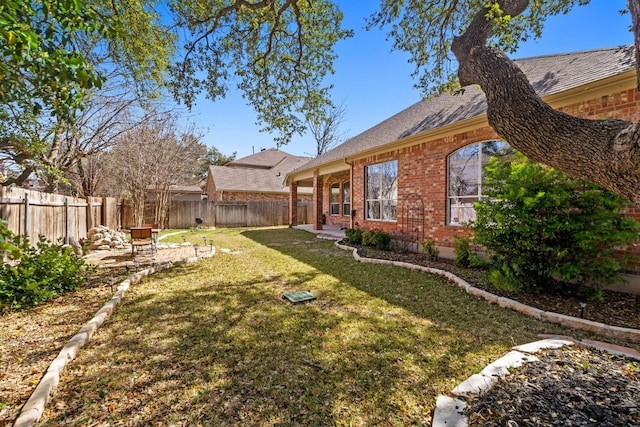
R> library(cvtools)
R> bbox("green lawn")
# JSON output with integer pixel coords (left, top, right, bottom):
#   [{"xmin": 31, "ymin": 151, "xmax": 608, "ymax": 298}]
[{"xmin": 39, "ymin": 227, "xmax": 571, "ymax": 426}]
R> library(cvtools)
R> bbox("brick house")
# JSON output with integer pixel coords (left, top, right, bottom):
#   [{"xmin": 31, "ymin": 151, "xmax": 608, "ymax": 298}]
[
  {"xmin": 205, "ymin": 148, "xmax": 312, "ymax": 202},
  {"xmin": 286, "ymin": 46, "xmax": 640, "ymax": 260}
]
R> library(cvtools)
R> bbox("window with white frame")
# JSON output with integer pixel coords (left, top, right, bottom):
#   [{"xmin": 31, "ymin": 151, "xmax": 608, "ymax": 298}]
[
  {"xmin": 366, "ymin": 160, "xmax": 398, "ymax": 221},
  {"xmin": 447, "ymin": 140, "xmax": 513, "ymax": 225},
  {"xmin": 330, "ymin": 183, "xmax": 340, "ymax": 215},
  {"xmin": 342, "ymin": 181, "xmax": 351, "ymax": 216}
]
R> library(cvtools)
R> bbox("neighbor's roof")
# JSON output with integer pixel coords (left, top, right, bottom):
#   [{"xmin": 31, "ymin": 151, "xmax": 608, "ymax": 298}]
[
  {"xmin": 209, "ymin": 151, "xmax": 312, "ymax": 193},
  {"xmin": 146, "ymin": 184, "xmax": 204, "ymax": 193},
  {"xmin": 291, "ymin": 45, "xmax": 636, "ymax": 175},
  {"xmin": 227, "ymin": 148, "xmax": 308, "ymax": 169}
]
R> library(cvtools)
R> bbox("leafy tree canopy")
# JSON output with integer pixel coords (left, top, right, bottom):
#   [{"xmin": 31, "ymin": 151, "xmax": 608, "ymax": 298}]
[
  {"xmin": 368, "ymin": 0, "xmax": 594, "ymax": 96},
  {"xmin": 206, "ymin": 146, "xmax": 237, "ymax": 166},
  {"xmin": 168, "ymin": 0, "xmax": 352, "ymax": 145},
  {"xmin": 0, "ymin": 0, "xmax": 106, "ymax": 119}
]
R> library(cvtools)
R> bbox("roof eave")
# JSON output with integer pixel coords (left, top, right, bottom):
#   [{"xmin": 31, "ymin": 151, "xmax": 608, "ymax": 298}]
[{"xmin": 288, "ymin": 68, "xmax": 637, "ymax": 182}]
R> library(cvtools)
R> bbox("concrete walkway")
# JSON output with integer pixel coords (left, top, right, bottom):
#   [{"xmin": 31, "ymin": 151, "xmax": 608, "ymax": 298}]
[{"xmin": 293, "ymin": 224, "xmax": 346, "ymax": 240}]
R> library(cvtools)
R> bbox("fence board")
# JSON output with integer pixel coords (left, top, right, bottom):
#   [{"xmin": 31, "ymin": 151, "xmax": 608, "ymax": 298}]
[
  {"xmin": 0, "ymin": 187, "xmax": 118, "ymax": 244},
  {"xmin": 118, "ymin": 199, "xmax": 312, "ymax": 230}
]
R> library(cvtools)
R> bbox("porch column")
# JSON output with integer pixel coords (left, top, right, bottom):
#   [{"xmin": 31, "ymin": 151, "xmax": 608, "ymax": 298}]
[
  {"xmin": 313, "ymin": 170, "xmax": 323, "ymax": 230},
  {"xmin": 289, "ymin": 182, "xmax": 298, "ymax": 226}
]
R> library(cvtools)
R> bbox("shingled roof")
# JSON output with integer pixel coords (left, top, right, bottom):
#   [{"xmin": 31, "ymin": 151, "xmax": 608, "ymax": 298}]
[
  {"xmin": 292, "ymin": 45, "xmax": 635, "ymax": 175},
  {"xmin": 226, "ymin": 148, "xmax": 298, "ymax": 169},
  {"xmin": 208, "ymin": 149, "xmax": 311, "ymax": 193}
]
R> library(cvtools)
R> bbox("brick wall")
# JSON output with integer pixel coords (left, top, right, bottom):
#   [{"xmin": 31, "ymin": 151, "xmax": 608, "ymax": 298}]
[
  {"xmin": 352, "ymin": 126, "xmax": 499, "ymax": 246},
  {"xmin": 347, "ymin": 85, "xmax": 640, "ymax": 272}
]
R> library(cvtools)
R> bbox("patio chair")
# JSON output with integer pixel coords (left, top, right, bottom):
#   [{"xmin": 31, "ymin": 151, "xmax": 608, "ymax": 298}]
[{"xmin": 130, "ymin": 227, "xmax": 154, "ymax": 256}]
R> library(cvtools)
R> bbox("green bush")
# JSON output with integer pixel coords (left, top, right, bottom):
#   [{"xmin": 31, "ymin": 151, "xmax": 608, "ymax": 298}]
[
  {"xmin": 345, "ymin": 228, "xmax": 363, "ymax": 245},
  {"xmin": 0, "ymin": 234, "xmax": 93, "ymax": 311},
  {"xmin": 453, "ymin": 236, "xmax": 485, "ymax": 268},
  {"xmin": 422, "ymin": 239, "xmax": 439, "ymax": 261},
  {"xmin": 361, "ymin": 230, "xmax": 376, "ymax": 246},
  {"xmin": 471, "ymin": 153, "xmax": 640, "ymax": 298},
  {"xmin": 362, "ymin": 230, "xmax": 392, "ymax": 251}
]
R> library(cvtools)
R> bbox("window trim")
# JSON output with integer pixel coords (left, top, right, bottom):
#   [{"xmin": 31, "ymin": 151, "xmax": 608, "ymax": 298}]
[
  {"xmin": 330, "ymin": 182, "xmax": 340, "ymax": 215},
  {"xmin": 342, "ymin": 180, "xmax": 351, "ymax": 217},
  {"xmin": 365, "ymin": 160, "xmax": 398, "ymax": 222},
  {"xmin": 446, "ymin": 140, "xmax": 512, "ymax": 226}
]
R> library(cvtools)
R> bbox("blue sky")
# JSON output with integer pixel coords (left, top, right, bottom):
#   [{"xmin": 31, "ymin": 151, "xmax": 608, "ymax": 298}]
[{"xmin": 183, "ymin": 0, "xmax": 633, "ymax": 160}]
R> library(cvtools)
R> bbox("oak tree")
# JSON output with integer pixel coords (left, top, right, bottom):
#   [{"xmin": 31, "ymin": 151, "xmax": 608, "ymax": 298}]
[
  {"xmin": 0, "ymin": 0, "xmax": 174, "ymax": 188},
  {"xmin": 369, "ymin": 0, "xmax": 640, "ymax": 203},
  {"xmin": 168, "ymin": 0, "xmax": 352, "ymax": 145}
]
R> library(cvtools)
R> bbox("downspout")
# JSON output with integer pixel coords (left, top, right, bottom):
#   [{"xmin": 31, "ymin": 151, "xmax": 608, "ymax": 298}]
[{"xmin": 344, "ymin": 158, "xmax": 354, "ymax": 229}]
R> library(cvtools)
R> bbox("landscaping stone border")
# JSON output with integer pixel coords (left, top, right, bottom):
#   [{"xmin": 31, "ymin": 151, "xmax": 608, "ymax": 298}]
[
  {"xmin": 13, "ymin": 247, "xmax": 216, "ymax": 427},
  {"xmin": 334, "ymin": 241, "xmax": 640, "ymax": 344},
  {"xmin": 330, "ymin": 240, "xmax": 640, "ymax": 427},
  {"xmin": 431, "ymin": 337, "xmax": 640, "ymax": 427}
]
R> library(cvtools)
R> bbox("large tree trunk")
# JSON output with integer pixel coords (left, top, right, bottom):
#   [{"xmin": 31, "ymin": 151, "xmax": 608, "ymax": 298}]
[{"xmin": 451, "ymin": 0, "xmax": 640, "ymax": 204}]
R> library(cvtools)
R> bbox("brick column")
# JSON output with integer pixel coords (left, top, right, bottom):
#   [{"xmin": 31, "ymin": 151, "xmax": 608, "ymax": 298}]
[
  {"xmin": 313, "ymin": 170, "xmax": 323, "ymax": 230},
  {"xmin": 289, "ymin": 182, "xmax": 298, "ymax": 226}
]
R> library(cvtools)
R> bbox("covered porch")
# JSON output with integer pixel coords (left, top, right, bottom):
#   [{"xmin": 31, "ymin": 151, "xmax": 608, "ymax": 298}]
[{"xmin": 286, "ymin": 160, "xmax": 353, "ymax": 232}]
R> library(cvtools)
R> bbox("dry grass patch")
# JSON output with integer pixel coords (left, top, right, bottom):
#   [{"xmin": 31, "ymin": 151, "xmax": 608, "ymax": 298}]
[{"xmin": 36, "ymin": 228, "xmax": 572, "ymax": 426}]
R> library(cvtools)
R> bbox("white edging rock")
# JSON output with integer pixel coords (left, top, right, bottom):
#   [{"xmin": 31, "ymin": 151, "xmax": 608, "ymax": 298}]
[{"xmin": 334, "ymin": 241, "xmax": 640, "ymax": 344}]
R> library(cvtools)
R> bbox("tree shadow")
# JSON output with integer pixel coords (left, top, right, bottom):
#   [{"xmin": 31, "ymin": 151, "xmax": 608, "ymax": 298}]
[{"xmin": 38, "ymin": 228, "xmax": 566, "ymax": 426}]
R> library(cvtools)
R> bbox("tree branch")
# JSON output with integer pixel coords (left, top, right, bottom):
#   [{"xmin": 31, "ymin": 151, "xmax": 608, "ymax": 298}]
[{"xmin": 451, "ymin": 0, "xmax": 640, "ymax": 203}]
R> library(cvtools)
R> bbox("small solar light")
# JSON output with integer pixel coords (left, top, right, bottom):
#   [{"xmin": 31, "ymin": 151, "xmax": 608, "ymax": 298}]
[
  {"xmin": 182, "ymin": 235, "xmax": 186, "ymax": 243},
  {"xmin": 194, "ymin": 245, "xmax": 199, "ymax": 256},
  {"xmin": 202, "ymin": 235, "xmax": 207, "ymax": 246},
  {"xmin": 579, "ymin": 302, "xmax": 587, "ymax": 318},
  {"xmin": 109, "ymin": 279, "xmax": 116, "ymax": 292}
]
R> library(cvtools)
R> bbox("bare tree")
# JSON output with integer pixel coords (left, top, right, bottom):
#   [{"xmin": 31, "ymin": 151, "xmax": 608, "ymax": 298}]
[
  {"xmin": 107, "ymin": 114, "xmax": 206, "ymax": 226},
  {"xmin": 307, "ymin": 101, "xmax": 349, "ymax": 157}
]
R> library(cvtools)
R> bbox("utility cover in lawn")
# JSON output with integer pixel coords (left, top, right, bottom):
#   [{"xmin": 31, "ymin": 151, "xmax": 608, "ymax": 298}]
[{"xmin": 283, "ymin": 290, "xmax": 317, "ymax": 304}]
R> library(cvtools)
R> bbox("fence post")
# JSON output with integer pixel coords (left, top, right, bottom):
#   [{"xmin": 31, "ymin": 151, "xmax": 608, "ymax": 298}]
[
  {"xmin": 101, "ymin": 197, "xmax": 107, "ymax": 228},
  {"xmin": 64, "ymin": 198, "xmax": 70, "ymax": 244},
  {"xmin": 23, "ymin": 193, "xmax": 29, "ymax": 239},
  {"xmin": 86, "ymin": 197, "xmax": 94, "ymax": 231}
]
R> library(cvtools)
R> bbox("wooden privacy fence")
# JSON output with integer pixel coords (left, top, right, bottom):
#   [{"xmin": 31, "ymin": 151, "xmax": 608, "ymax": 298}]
[
  {"xmin": 122, "ymin": 200, "xmax": 311, "ymax": 229},
  {"xmin": 0, "ymin": 187, "xmax": 120, "ymax": 244}
]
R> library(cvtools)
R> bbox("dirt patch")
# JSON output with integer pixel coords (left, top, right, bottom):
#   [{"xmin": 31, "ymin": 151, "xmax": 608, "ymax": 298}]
[
  {"xmin": 1, "ymin": 246, "xmax": 206, "ymax": 425},
  {"xmin": 0, "ymin": 267, "xmax": 127, "ymax": 424}
]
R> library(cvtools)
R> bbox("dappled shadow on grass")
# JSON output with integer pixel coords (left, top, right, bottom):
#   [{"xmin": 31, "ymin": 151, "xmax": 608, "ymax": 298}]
[{"xmin": 38, "ymin": 228, "xmax": 570, "ymax": 426}]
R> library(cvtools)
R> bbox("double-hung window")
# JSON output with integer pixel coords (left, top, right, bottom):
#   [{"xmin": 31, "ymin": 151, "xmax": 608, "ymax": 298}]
[
  {"xmin": 366, "ymin": 160, "xmax": 398, "ymax": 221},
  {"xmin": 342, "ymin": 181, "xmax": 351, "ymax": 216},
  {"xmin": 447, "ymin": 140, "xmax": 513, "ymax": 225},
  {"xmin": 330, "ymin": 183, "xmax": 340, "ymax": 215}
]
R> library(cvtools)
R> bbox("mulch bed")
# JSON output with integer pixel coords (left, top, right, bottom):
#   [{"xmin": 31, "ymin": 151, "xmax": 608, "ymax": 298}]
[
  {"xmin": 0, "ymin": 267, "xmax": 128, "ymax": 425},
  {"xmin": 465, "ymin": 346, "xmax": 640, "ymax": 426}
]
